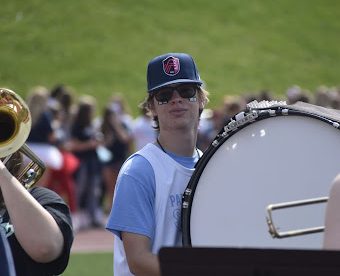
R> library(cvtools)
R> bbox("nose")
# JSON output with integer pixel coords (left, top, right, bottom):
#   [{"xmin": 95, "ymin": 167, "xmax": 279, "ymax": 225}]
[{"xmin": 169, "ymin": 90, "xmax": 182, "ymax": 103}]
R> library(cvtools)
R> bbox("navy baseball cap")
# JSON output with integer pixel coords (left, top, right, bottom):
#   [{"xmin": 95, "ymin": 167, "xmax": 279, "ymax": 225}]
[{"xmin": 147, "ymin": 53, "xmax": 203, "ymax": 93}]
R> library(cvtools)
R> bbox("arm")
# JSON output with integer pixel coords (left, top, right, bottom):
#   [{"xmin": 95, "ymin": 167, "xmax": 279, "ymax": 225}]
[
  {"xmin": 0, "ymin": 160, "xmax": 64, "ymax": 263},
  {"xmin": 122, "ymin": 232, "xmax": 161, "ymax": 276},
  {"xmin": 106, "ymin": 155, "xmax": 158, "ymax": 275},
  {"xmin": 323, "ymin": 174, "xmax": 340, "ymax": 249},
  {"xmin": 65, "ymin": 137, "xmax": 100, "ymax": 152},
  {"xmin": 112, "ymin": 117, "xmax": 133, "ymax": 144}
]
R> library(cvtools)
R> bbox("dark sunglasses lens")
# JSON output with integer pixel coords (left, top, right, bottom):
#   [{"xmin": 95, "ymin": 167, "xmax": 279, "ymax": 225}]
[
  {"xmin": 178, "ymin": 87, "xmax": 196, "ymax": 98},
  {"xmin": 155, "ymin": 89, "xmax": 172, "ymax": 102},
  {"xmin": 154, "ymin": 86, "xmax": 197, "ymax": 103}
]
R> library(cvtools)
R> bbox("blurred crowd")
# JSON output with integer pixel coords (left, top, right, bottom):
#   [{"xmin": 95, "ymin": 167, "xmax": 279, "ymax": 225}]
[
  {"xmin": 197, "ymin": 85, "xmax": 340, "ymax": 151},
  {"xmin": 22, "ymin": 83, "xmax": 340, "ymax": 232},
  {"xmin": 23, "ymin": 84, "xmax": 157, "ymax": 232}
]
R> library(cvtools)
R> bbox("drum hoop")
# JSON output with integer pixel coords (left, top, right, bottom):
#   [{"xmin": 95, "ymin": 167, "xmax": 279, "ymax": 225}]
[{"xmin": 182, "ymin": 105, "xmax": 340, "ymax": 246}]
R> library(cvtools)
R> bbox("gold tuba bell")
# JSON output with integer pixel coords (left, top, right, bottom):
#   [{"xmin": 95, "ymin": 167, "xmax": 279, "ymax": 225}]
[{"xmin": 0, "ymin": 88, "xmax": 45, "ymax": 189}]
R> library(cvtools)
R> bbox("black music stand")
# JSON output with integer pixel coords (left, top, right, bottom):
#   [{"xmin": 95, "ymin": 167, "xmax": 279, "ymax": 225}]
[
  {"xmin": 159, "ymin": 247, "xmax": 340, "ymax": 276},
  {"xmin": 0, "ymin": 228, "xmax": 16, "ymax": 276}
]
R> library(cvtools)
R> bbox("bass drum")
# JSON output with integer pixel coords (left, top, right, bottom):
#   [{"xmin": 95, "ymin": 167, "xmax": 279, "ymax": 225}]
[{"xmin": 182, "ymin": 102, "xmax": 340, "ymax": 249}]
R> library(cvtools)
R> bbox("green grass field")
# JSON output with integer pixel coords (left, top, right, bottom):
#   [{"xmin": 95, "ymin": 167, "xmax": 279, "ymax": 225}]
[
  {"xmin": 1, "ymin": 1, "xmax": 340, "ymax": 275},
  {"xmin": 62, "ymin": 252, "xmax": 113, "ymax": 276},
  {"xmin": 1, "ymin": 0, "xmax": 340, "ymax": 116}
]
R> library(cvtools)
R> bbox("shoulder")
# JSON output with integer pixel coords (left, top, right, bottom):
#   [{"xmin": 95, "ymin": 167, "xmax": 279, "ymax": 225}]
[
  {"xmin": 29, "ymin": 187, "xmax": 73, "ymax": 236},
  {"xmin": 121, "ymin": 152, "xmax": 153, "ymax": 176},
  {"xmin": 29, "ymin": 186, "xmax": 66, "ymax": 206},
  {"xmin": 30, "ymin": 186, "xmax": 62, "ymax": 201},
  {"xmin": 117, "ymin": 154, "xmax": 155, "ymax": 190}
]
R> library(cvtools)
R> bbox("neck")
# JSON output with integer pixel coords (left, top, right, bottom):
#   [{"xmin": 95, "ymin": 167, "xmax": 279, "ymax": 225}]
[{"xmin": 157, "ymin": 129, "xmax": 198, "ymax": 157}]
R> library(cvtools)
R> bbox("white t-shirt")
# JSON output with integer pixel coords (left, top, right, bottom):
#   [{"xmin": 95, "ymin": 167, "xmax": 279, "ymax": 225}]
[{"xmin": 106, "ymin": 143, "xmax": 200, "ymax": 276}]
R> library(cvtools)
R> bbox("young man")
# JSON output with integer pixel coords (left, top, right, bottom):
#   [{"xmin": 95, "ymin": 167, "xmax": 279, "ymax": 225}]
[{"xmin": 106, "ymin": 53, "xmax": 209, "ymax": 276}]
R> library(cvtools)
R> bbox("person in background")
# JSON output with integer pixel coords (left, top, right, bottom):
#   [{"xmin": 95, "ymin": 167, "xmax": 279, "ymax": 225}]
[
  {"xmin": 45, "ymin": 85, "xmax": 79, "ymax": 215},
  {"xmin": 100, "ymin": 103, "xmax": 133, "ymax": 213},
  {"xmin": 286, "ymin": 85, "xmax": 311, "ymax": 105},
  {"xmin": 132, "ymin": 103, "xmax": 157, "ymax": 151},
  {"xmin": 108, "ymin": 94, "xmax": 134, "ymax": 140},
  {"xmin": 25, "ymin": 86, "xmax": 63, "ymax": 185},
  {"xmin": 106, "ymin": 53, "xmax": 209, "ymax": 276},
  {"xmin": 222, "ymin": 95, "xmax": 246, "ymax": 122},
  {"xmin": 68, "ymin": 95, "xmax": 104, "ymax": 229},
  {"xmin": 197, "ymin": 107, "xmax": 224, "ymax": 151},
  {"xmin": 49, "ymin": 84, "xmax": 77, "ymax": 144}
]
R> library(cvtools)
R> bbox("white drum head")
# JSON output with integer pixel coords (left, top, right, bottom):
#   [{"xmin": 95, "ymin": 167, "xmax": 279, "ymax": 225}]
[{"xmin": 183, "ymin": 109, "xmax": 340, "ymax": 249}]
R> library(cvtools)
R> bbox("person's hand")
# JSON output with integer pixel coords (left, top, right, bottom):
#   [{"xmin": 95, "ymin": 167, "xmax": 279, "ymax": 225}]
[{"xmin": 89, "ymin": 138, "xmax": 101, "ymax": 149}]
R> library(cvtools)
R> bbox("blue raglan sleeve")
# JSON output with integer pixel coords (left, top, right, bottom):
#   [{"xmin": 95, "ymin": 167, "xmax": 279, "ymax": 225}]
[{"xmin": 106, "ymin": 154, "xmax": 156, "ymax": 241}]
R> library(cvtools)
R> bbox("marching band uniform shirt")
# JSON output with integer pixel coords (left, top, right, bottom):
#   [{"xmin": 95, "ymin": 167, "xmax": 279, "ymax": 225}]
[
  {"xmin": 106, "ymin": 143, "xmax": 200, "ymax": 276},
  {"xmin": 0, "ymin": 187, "xmax": 74, "ymax": 276}
]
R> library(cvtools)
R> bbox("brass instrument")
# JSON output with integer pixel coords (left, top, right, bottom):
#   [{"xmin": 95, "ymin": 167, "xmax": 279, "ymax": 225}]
[
  {"xmin": 0, "ymin": 88, "xmax": 45, "ymax": 189},
  {"xmin": 266, "ymin": 197, "xmax": 328, "ymax": 238}
]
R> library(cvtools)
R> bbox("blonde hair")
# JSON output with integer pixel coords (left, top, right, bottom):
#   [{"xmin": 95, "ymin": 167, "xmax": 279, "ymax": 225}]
[{"xmin": 26, "ymin": 86, "xmax": 49, "ymax": 127}]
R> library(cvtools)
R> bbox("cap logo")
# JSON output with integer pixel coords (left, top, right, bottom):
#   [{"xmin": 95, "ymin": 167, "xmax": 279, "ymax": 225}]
[{"xmin": 162, "ymin": 56, "xmax": 180, "ymax": 76}]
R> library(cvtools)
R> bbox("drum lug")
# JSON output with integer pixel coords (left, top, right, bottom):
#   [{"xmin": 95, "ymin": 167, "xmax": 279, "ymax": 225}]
[
  {"xmin": 182, "ymin": 188, "xmax": 192, "ymax": 209},
  {"xmin": 212, "ymin": 140, "xmax": 219, "ymax": 147},
  {"xmin": 182, "ymin": 201, "xmax": 189, "ymax": 209},
  {"xmin": 224, "ymin": 111, "xmax": 259, "ymax": 134},
  {"xmin": 184, "ymin": 188, "xmax": 192, "ymax": 196},
  {"xmin": 282, "ymin": 108, "xmax": 289, "ymax": 115},
  {"xmin": 268, "ymin": 109, "xmax": 276, "ymax": 116},
  {"xmin": 332, "ymin": 122, "xmax": 340, "ymax": 128}
]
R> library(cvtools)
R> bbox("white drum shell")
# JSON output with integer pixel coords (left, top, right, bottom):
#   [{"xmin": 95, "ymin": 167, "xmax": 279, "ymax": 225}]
[{"xmin": 189, "ymin": 115, "xmax": 340, "ymax": 249}]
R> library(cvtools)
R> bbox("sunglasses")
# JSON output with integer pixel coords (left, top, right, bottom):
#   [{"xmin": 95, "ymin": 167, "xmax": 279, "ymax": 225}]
[{"xmin": 153, "ymin": 85, "xmax": 198, "ymax": 105}]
